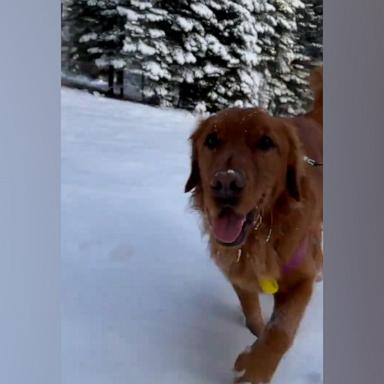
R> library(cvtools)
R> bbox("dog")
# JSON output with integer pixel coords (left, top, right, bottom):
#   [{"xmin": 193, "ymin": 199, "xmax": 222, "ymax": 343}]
[{"xmin": 184, "ymin": 67, "xmax": 323, "ymax": 383}]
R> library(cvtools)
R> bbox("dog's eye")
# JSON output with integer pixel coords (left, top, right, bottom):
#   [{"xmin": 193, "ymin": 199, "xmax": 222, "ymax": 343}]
[
  {"xmin": 204, "ymin": 132, "xmax": 220, "ymax": 150},
  {"xmin": 257, "ymin": 135, "xmax": 275, "ymax": 151}
]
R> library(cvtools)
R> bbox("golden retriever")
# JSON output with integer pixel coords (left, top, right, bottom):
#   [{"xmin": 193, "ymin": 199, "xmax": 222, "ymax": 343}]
[{"xmin": 185, "ymin": 67, "xmax": 323, "ymax": 383}]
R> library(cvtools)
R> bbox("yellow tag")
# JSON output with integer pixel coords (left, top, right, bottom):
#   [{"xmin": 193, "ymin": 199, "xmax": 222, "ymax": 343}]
[{"xmin": 259, "ymin": 278, "xmax": 279, "ymax": 294}]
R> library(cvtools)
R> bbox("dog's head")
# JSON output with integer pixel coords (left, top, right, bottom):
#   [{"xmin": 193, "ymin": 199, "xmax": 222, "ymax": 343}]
[{"xmin": 185, "ymin": 107, "xmax": 303, "ymax": 247}]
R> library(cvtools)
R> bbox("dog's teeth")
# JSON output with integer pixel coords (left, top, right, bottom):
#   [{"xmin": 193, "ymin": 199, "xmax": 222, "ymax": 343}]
[{"xmin": 233, "ymin": 369, "xmax": 246, "ymax": 378}]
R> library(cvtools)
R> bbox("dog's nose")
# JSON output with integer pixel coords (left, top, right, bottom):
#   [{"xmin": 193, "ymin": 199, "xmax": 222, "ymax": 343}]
[{"xmin": 210, "ymin": 169, "xmax": 245, "ymax": 203}]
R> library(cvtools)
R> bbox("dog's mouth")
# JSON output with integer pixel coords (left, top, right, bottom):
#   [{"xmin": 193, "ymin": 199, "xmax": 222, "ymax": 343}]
[{"xmin": 210, "ymin": 208, "xmax": 257, "ymax": 247}]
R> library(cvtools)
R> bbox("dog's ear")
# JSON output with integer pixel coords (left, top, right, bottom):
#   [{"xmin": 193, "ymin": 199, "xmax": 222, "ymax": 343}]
[
  {"xmin": 283, "ymin": 122, "xmax": 304, "ymax": 201},
  {"xmin": 184, "ymin": 146, "xmax": 200, "ymax": 192},
  {"xmin": 184, "ymin": 119, "xmax": 206, "ymax": 193}
]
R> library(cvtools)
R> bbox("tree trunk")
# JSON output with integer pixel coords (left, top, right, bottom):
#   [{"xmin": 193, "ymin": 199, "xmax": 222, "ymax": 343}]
[
  {"xmin": 107, "ymin": 65, "xmax": 114, "ymax": 97},
  {"xmin": 117, "ymin": 70, "xmax": 124, "ymax": 98}
]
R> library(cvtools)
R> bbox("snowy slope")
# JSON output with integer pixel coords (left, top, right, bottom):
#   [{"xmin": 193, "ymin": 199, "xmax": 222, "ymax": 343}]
[{"xmin": 61, "ymin": 88, "xmax": 323, "ymax": 384}]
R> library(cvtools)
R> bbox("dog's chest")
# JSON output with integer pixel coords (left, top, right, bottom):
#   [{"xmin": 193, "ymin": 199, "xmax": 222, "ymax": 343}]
[{"xmin": 211, "ymin": 241, "xmax": 281, "ymax": 292}]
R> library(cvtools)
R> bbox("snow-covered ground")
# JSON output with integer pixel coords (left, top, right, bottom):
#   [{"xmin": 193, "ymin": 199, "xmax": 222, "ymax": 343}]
[{"xmin": 61, "ymin": 88, "xmax": 323, "ymax": 384}]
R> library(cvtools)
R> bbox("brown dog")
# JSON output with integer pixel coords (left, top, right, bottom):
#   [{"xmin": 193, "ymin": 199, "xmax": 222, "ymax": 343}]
[{"xmin": 185, "ymin": 68, "xmax": 323, "ymax": 383}]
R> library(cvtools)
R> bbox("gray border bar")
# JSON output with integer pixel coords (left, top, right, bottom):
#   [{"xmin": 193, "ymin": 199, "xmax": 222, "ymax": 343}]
[
  {"xmin": 0, "ymin": 1, "xmax": 60, "ymax": 383},
  {"xmin": 325, "ymin": 0, "xmax": 384, "ymax": 382}
]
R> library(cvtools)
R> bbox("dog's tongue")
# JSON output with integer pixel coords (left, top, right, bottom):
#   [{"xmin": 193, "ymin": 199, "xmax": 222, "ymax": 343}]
[{"xmin": 212, "ymin": 209, "xmax": 246, "ymax": 244}]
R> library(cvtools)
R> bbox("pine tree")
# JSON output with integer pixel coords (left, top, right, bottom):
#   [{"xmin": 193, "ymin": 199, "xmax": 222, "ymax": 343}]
[
  {"xmin": 252, "ymin": 0, "xmax": 279, "ymax": 111},
  {"xmin": 296, "ymin": 0, "xmax": 323, "ymax": 65},
  {"xmin": 62, "ymin": 0, "xmax": 323, "ymax": 114},
  {"xmin": 62, "ymin": 0, "xmax": 72, "ymax": 72},
  {"xmin": 197, "ymin": 0, "xmax": 263, "ymax": 112},
  {"xmin": 118, "ymin": 0, "xmax": 176, "ymax": 105},
  {"xmin": 263, "ymin": 0, "xmax": 305, "ymax": 116},
  {"xmin": 64, "ymin": 0, "xmax": 126, "ymax": 77},
  {"xmin": 289, "ymin": 0, "xmax": 323, "ymax": 113},
  {"xmin": 120, "ymin": 0, "xmax": 265, "ymax": 112},
  {"xmin": 254, "ymin": 0, "xmax": 323, "ymax": 116}
]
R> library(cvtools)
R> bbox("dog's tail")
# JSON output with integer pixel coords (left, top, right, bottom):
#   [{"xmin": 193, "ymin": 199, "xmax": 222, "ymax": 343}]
[{"xmin": 307, "ymin": 66, "xmax": 323, "ymax": 127}]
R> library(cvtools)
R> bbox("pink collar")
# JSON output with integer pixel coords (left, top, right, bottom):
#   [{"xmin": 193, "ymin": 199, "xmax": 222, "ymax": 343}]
[{"xmin": 282, "ymin": 237, "xmax": 308, "ymax": 273}]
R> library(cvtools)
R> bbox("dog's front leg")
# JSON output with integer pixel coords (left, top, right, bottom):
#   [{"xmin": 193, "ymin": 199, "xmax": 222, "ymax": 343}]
[
  {"xmin": 232, "ymin": 284, "xmax": 265, "ymax": 338},
  {"xmin": 234, "ymin": 278, "xmax": 314, "ymax": 384}
]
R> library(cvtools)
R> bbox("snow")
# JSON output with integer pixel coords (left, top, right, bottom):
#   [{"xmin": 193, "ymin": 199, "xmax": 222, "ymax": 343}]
[
  {"xmin": 240, "ymin": 50, "xmax": 260, "ymax": 65},
  {"xmin": 111, "ymin": 59, "xmax": 126, "ymax": 69},
  {"xmin": 144, "ymin": 61, "xmax": 164, "ymax": 79},
  {"xmin": 176, "ymin": 16, "xmax": 194, "ymax": 32},
  {"xmin": 146, "ymin": 11, "xmax": 165, "ymax": 23},
  {"xmin": 117, "ymin": 7, "xmax": 139, "ymax": 22},
  {"xmin": 61, "ymin": 87, "xmax": 323, "ymax": 384},
  {"xmin": 122, "ymin": 41, "xmax": 136, "ymax": 53},
  {"xmin": 61, "ymin": 73, "xmax": 108, "ymax": 92},
  {"xmin": 174, "ymin": 48, "xmax": 187, "ymax": 65},
  {"xmin": 79, "ymin": 32, "xmax": 97, "ymax": 43},
  {"xmin": 87, "ymin": 47, "xmax": 103, "ymax": 54},
  {"xmin": 173, "ymin": 49, "xmax": 197, "ymax": 66},
  {"xmin": 204, "ymin": 63, "xmax": 225, "ymax": 75},
  {"xmin": 137, "ymin": 41, "xmax": 156, "ymax": 56},
  {"xmin": 148, "ymin": 28, "xmax": 166, "ymax": 39},
  {"xmin": 190, "ymin": 3, "xmax": 215, "ymax": 20},
  {"xmin": 130, "ymin": 0, "xmax": 152, "ymax": 11},
  {"xmin": 117, "ymin": 6, "xmax": 139, "ymax": 21},
  {"xmin": 206, "ymin": 34, "xmax": 231, "ymax": 61}
]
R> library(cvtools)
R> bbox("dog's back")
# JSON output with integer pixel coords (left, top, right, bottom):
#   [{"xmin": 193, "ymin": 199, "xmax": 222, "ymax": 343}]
[
  {"xmin": 290, "ymin": 66, "xmax": 323, "ymax": 189},
  {"xmin": 306, "ymin": 66, "xmax": 323, "ymax": 126}
]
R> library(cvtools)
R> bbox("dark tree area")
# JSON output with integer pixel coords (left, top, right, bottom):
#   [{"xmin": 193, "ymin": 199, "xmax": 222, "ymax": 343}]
[{"xmin": 63, "ymin": 0, "xmax": 126, "ymax": 77}]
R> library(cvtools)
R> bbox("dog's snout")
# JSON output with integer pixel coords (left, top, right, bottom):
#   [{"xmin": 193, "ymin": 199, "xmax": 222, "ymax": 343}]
[{"xmin": 210, "ymin": 169, "xmax": 245, "ymax": 204}]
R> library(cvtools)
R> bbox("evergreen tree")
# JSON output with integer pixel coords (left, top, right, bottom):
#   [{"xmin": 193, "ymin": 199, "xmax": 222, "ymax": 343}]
[
  {"xmin": 62, "ymin": 0, "xmax": 72, "ymax": 72},
  {"xmin": 198, "ymin": 0, "xmax": 263, "ymax": 113},
  {"xmin": 61, "ymin": 0, "xmax": 323, "ymax": 114},
  {"xmin": 64, "ymin": 0, "xmax": 126, "ymax": 76},
  {"xmin": 254, "ymin": 0, "xmax": 324, "ymax": 116},
  {"xmin": 118, "ymin": 0, "xmax": 176, "ymax": 105},
  {"xmin": 120, "ymin": 0, "xmax": 264, "ymax": 112},
  {"xmin": 289, "ymin": 0, "xmax": 323, "ymax": 114},
  {"xmin": 253, "ymin": 0, "xmax": 279, "ymax": 110},
  {"xmin": 296, "ymin": 0, "xmax": 323, "ymax": 65},
  {"xmin": 262, "ymin": 0, "xmax": 305, "ymax": 116}
]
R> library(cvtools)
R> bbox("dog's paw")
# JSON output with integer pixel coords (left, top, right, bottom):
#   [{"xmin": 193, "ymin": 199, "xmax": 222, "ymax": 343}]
[{"xmin": 233, "ymin": 345, "xmax": 274, "ymax": 384}]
